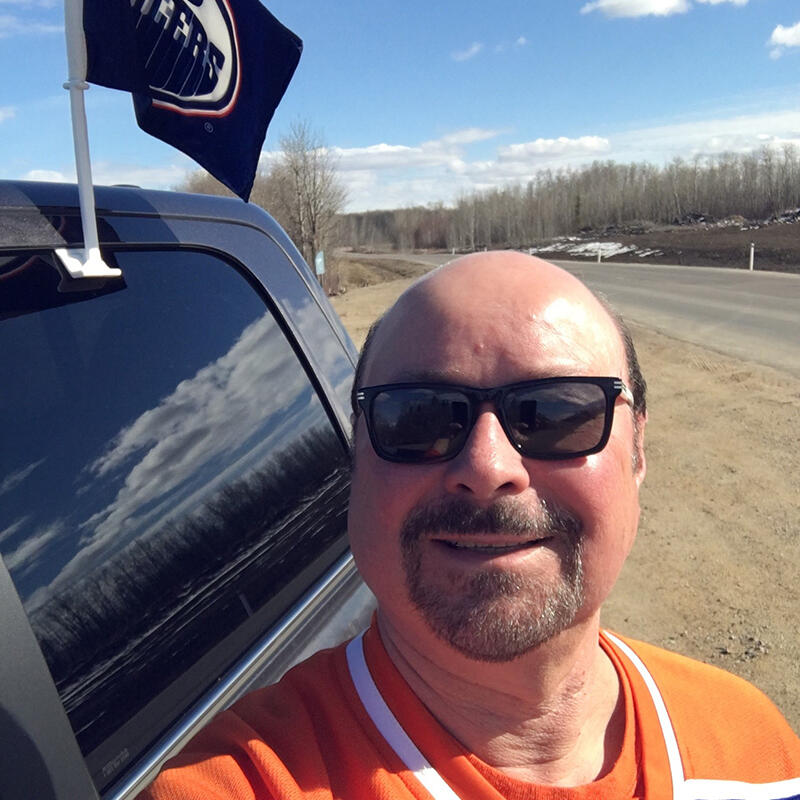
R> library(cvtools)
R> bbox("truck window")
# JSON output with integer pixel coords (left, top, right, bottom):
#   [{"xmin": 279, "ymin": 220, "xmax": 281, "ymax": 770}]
[{"xmin": 0, "ymin": 248, "xmax": 350, "ymax": 792}]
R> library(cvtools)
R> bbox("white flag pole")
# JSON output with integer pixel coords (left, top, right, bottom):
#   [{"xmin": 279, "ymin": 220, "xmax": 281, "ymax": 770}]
[{"xmin": 56, "ymin": 0, "xmax": 121, "ymax": 279}]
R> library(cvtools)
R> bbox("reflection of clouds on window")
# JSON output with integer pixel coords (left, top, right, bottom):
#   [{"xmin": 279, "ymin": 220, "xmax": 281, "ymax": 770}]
[
  {"xmin": 80, "ymin": 313, "xmax": 305, "ymax": 539},
  {"xmin": 282, "ymin": 295, "xmax": 355, "ymax": 422},
  {"xmin": 0, "ymin": 515, "xmax": 32, "ymax": 546},
  {"xmin": 283, "ymin": 295, "xmax": 346, "ymax": 371},
  {"xmin": 22, "ymin": 313, "xmax": 308, "ymax": 611},
  {"xmin": 96, "ymin": 389, "xmax": 319, "ymax": 558},
  {"xmin": 4, "ymin": 521, "xmax": 64, "ymax": 573},
  {"xmin": 0, "ymin": 458, "xmax": 45, "ymax": 497}
]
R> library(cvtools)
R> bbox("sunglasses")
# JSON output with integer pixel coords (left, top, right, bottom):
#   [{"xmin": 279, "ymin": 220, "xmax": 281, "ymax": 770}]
[{"xmin": 356, "ymin": 376, "xmax": 634, "ymax": 463}]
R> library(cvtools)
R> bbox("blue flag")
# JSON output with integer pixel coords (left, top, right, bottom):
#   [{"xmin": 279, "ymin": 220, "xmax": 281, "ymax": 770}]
[{"xmin": 82, "ymin": 0, "xmax": 302, "ymax": 200}]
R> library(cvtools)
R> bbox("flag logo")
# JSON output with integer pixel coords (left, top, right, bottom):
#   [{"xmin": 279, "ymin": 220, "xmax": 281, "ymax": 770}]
[
  {"xmin": 82, "ymin": 0, "xmax": 302, "ymax": 199},
  {"xmin": 131, "ymin": 0, "xmax": 241, "ymax": 116}
]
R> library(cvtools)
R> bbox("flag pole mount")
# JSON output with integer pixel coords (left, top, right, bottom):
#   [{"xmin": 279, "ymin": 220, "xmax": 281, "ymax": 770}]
[{"xmin": 58, "ymin": 0, "xmax": 121, "ymax": 280}]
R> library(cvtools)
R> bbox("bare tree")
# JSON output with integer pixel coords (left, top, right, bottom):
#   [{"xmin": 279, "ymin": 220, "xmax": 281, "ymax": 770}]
[
  {"xmin": 177, "ymin": 170, "xmax": 235, "ymax": 198},
  {"xmin": 264, "ymin": 120, "xmax": 347, "ymax": 272},
  {"xmin": 177, "ymin": 121, "xmax": 347, "ymax": 291}
]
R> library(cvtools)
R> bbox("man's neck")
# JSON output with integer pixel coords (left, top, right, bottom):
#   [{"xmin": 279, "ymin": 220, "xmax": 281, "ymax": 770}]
[{"xmin": 376, "ymin": 612, "xmax": 624, "ymax": 787}]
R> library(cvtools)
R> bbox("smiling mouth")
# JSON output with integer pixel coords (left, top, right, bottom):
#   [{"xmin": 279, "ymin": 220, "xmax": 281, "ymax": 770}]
[{"xmin": 436, "ymin": 538, "xmax": 552, "ymax": 555}]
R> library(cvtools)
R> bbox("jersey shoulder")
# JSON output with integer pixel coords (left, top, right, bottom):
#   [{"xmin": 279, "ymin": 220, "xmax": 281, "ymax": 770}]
[
  {"xmin": 140, "ymin": 643, "xmax": 356, "ymax": 800},
  {"xmin": 613, "ymin": 633, "xmax": 800, "ymax": 781}
]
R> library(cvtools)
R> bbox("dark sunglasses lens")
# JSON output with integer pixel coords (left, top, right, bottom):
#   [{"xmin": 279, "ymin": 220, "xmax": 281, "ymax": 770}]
[
  {"xmin": 504, "ymin": 382, "xmax": 608, "ymax": 456},
  {"xmin": 370, "ymin": 388, "xmax": 471, "ymax": 462}
]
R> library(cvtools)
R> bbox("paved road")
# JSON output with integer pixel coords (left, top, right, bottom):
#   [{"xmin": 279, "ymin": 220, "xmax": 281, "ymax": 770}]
[
  {"xmin": 359, "ymin": 254, "xmax": 800, "ymax": 376},
  {"xmin": 555, "ymin": 261, "xmax": 800, "ymax": 377}
]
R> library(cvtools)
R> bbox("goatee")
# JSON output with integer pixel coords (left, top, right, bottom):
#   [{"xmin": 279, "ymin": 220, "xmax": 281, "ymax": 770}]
[{"xmin": 400, "ymin": 496, "xmax": 584, "ymax": 662}]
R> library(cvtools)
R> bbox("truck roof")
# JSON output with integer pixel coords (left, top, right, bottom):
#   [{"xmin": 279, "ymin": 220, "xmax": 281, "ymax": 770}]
[{"xmin": 0, "ymin": 180, "xmax": 283, "ymax": 249}]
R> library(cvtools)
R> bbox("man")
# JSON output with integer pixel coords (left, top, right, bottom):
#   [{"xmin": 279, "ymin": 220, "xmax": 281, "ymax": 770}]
[{"xmin": 143, "ymin": 252, "xmax": 800, "ymax": 800}]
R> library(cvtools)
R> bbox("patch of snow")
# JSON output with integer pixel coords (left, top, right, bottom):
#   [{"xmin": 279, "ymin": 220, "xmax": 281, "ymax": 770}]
[
  {"xmin": 528, "ymin": 240, "xmax": 663, "ymax": 260},
  {"xmin": 636, "ymin": 248, "xmax": 664, "ymax": 258}
]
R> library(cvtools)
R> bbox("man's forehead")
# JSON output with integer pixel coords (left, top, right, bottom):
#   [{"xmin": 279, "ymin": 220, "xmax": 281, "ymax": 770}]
[
  {"xmin": 362, "ymin": 253, "xmax": 625, "ymax": 386},
  {"xmin": 394, "ymin": 253, "xmax": 601, "ymax": 322}
]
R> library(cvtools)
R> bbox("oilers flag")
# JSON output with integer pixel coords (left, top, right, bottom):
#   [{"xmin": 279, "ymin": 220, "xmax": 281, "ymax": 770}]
[{"xmin": 82, "ymin": 0, "xmax": 302, "ymax": 200}]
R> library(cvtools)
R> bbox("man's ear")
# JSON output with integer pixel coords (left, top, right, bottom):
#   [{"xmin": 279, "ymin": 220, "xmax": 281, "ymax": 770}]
[{"xmin": 634, "ymin": 410, "xmax": 647, "ymax": 488}]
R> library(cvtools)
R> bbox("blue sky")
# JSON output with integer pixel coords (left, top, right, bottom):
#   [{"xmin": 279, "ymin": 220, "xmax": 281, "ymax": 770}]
[{"xmin": 2, "ymin": 0, "xmax": 800, "ymax": 210}]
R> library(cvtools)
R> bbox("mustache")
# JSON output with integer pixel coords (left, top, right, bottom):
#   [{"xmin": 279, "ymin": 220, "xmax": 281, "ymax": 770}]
[{"xmin": 400, "ymin": 496, "xmax": 582, "ymax": 542}]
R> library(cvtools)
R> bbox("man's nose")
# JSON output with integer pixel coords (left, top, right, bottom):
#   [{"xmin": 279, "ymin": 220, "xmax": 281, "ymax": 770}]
[{"xmin": 442, "ymin": 404, "xmax": 531, "ymax": 501}]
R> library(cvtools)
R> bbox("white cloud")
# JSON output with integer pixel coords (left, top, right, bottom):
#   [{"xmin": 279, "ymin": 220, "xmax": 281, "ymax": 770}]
[
  {"xmin": 498, "ymin": 136, "xmax": 610, "ymax": 160},
  {"xmin": 581, "ymin": 0, "xmax": 690, "ymax": 17},
  {"xmin": 495, "ymin": 36, "xmax": 527, "ymax": 53},
  {"xmin": 581, "ymin": 0, "xmax": 746, "ymax": 16},
  {"xmin": 321, "ymin": 130, "xmax": 613, "ymax": 210},
  {"xmin": 612, "ymin": 109, "xmax": 800, "ymax": 161},
  {"xmin": 770, "ymin": 19, "xmax": 800, "ymax": 38},
  {"xmin": 319, "ymin": 107, "xmax": 800, "ymax": 211},
  {"xmin": 451, "ymin": 41, "xmax": 483, "ymax": 61},
  {"xmin": 331, "ymin": 142, "xmax": 443, "ymax": 171},
  {"xmin": 92, "ymin": 161, "xmax": 189, "ymax": 188},
  {"xmin": 768, "ymin": 21, "xmax": 800, "ymax": 59},
  {"xmin": 439, "ymin": 128, "xmax": 504, "ymax": 145},
  {"xmin": 0, "ymin": 13, "xmax": 61, "ymax": 35},
  {"xmin": 23, "ymin": 162, "xmax": 190, "ymax": 189},
  {"xmin": 24, "ymin": 168, "xmax": 67, "ymax": 182},
  {"xmin": 317, "ymin": 128, "xmax": 504, "ymax": 175},
  {"xmin": 0, "ymin": 106, "xmax": 15, "ymax": 123}
]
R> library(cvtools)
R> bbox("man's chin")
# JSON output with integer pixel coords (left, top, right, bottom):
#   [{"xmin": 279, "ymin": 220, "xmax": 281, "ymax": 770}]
[{"xmin": 408, "ymin": 569, "xmax": 584, "ymax": 663}]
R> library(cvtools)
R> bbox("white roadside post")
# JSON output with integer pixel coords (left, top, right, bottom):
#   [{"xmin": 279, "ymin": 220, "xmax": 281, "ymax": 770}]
[
  {"xmin": 749, "ymin": 242, "xmax": 755, "ymax": 272},
  {"xmin": 314, "ymin": 250, "xmax": 326, "ymax": 290},
  {"xmin": 56, "ymin": 0, "xmax": 121, "ymax": 279},
  {"xmin": 597, "ymin": 243, "xmax": 602, "ymax": 264}
]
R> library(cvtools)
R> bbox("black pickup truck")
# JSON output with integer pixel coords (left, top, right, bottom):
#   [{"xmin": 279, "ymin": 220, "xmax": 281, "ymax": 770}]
[{"xmin": 0, "ymin": 180, "xmax": 372, "ymax": 800}]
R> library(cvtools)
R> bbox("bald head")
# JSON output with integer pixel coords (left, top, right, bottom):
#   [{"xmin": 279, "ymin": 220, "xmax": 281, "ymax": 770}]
[{"xmin": 352, "ymin": 251, "xmax": 646, "ymax": 419}]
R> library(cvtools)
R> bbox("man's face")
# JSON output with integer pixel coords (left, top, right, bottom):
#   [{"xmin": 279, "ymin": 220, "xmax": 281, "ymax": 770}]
[{"xmin": 348, "ymin": 254, "xmax": 646, "ymax": 662}]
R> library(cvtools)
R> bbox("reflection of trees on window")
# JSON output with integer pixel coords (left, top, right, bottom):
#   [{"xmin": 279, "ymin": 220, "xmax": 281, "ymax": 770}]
[{"xmin": 29, "ymin": 426, "xmax": 349, "ymax": 755}]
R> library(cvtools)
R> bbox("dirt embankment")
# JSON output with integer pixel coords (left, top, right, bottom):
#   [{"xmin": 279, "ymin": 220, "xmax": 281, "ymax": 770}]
[
  {"xmin": 336, "ymin": 255, "xmax": 433, "ymax": 287},
  {"xmin": 607, "ymin": 223, "xmax": 800, "ymax": 272},
  {"xmin": 331, "ymin": 255, "xmax": 800, "ymax": 734},
  {"xmin": 532, "ymin": 219, "xmax": 800, "ymax": 273}
]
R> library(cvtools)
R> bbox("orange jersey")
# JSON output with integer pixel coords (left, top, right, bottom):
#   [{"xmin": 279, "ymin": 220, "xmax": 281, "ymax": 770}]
[{"xmin": 140, "ymin": 625, "xmax": 800, "ymax": 800}]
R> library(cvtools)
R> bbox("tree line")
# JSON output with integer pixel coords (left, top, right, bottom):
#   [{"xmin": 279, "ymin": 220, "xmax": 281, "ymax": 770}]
[
  {"xmin": 338, "ymin": 145, "xmax": 800, "ymax": 252},
  {"xmin": 182, "ymin": 135, "xmax": 800, "ymax": 257}
]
